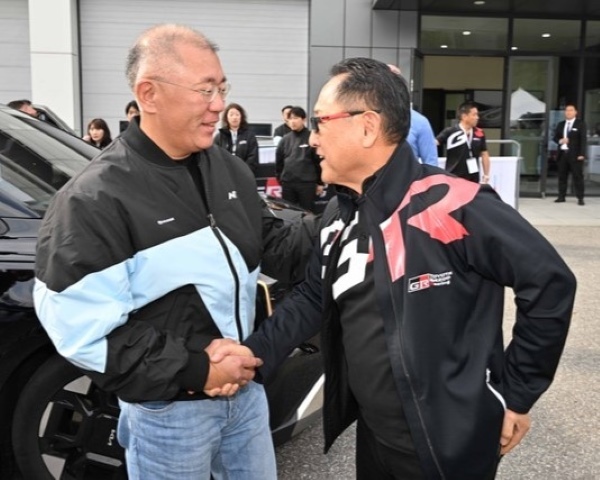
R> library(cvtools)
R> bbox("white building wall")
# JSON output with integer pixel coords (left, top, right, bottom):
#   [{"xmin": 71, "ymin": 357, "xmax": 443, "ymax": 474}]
[
  {"xmin": 0, "ymin": 0, "xmax": 31, "ymax": 103},
  {"xmin": 79, "ymin": 0, "xmax": 309, "ymax": 138},
  {"xmin": 28, "ymin": 0, "xmax": 81, "ymax": 134}
]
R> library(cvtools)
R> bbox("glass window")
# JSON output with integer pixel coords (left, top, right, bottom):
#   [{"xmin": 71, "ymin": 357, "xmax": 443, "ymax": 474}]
[
  {"xmin": 585, "ymin": 21, "xmax": 600, "ymax": 52},
  {"xmin": 420, "ymin": 16, "xmax": 508, "ymax": 51},
  {"xmin": 0, "ymin": 114, "xmax": 93, "ymax": 215},
  {"xmin": 512, "ymin": 19, "xmax": 581, "ymax": 52}
]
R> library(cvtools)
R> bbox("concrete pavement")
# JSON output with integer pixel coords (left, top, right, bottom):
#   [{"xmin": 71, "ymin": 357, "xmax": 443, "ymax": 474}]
[{"xmin": 517, "ymin": 195, "xmax": 600, "ymax": 227}]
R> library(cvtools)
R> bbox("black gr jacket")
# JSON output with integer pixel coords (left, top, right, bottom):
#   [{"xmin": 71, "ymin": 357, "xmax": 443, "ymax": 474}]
[{"xmin": 245, "ymin": 142, "xmax": 576, "ymax": 479}]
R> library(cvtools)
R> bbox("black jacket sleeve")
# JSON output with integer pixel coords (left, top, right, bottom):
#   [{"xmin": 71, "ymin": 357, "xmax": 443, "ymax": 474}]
[
  {"xmin": 261, "ymin": 201, "xmax": 321, "ymax": 287},
  {"xmin": 463, "ymin": 188, "xmax": 576, "ymax": 413},
  {"xmin": 552, "ymin": 121, "xmax": 564, "ymax": 145},
  {"xmin": 275, "ymin": 138, "xmax": 285, "ymax": 181},
  {"xmin": 245, "ymin": 132, "xmax": 259, "ymax": 174},
  {"xmin": 244, "ymin": 245, "xmax": 324, "ymax": 382}
]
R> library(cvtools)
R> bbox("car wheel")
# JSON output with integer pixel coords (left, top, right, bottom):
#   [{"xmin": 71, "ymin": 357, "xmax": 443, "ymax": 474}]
[{"xmin": 12, "ymin": 355, "xmax": 126, "ymax": 480}]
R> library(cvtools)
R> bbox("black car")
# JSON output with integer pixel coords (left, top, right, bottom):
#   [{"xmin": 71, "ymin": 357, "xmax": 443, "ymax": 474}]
[{"xmin": 0, "ymin": 105, "xmax": 323, "ymax": 480}]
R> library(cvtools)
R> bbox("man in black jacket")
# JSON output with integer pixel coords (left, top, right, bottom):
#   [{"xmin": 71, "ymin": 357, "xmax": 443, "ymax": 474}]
[
  {"xmin": 33, "ymin": 24, "xmax": 318, "ymax": 480},
  {"xmin": 275, "ymin": 106, "xmax": 323, "ymax": 211},
  {"xmin": 553, "ymin": 103, "xmax": 587, "ymax": 205},
  {"xmin": 210, "ymin": 58, "xmax": 576, "ymax": 480}
]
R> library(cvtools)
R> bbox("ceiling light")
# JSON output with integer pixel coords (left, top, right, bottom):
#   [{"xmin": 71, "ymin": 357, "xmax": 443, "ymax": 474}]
[
  {"xmin": 542, "ymin": 33, "xmax": 551, "ymax": 38},
  {"xmin": 474, "ymin": 0, "xmax": 485, "ymax": 4},
  {"xmin": 462, "ymin": 31, "xmax": 472, "ymax": 36},
  {"xmin": 511, "ymin": 46, "xmax": 518, "ymax": 50},
  {"xmin": 441, "ymin": 44, "xmax": 448, "ymax": 48}
]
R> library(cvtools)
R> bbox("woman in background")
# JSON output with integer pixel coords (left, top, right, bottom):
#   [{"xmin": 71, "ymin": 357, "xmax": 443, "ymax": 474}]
[
  {"xmin": 214, "ymin": 103, "xmax": 259, "ymax": 174},
  {"xmin": 84, "ymin": 118, "xmax": 112, "ymax": 149}
]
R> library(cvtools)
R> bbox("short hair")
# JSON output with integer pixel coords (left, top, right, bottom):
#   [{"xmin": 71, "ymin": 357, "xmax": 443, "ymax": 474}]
[
  {"xmin": 330, "ymin": 57, "xmax": 410, "ymax": 144},
  {"xmin": 564, "ymin": 103, "xmax": 578, "ymax": 111},
  {"xmin": 281, "ymin": 105, "xmax": 293, "ymax": 113},
  {"xmin": 125, "ymin": 24, "xmax": 219, "ymax": 90},
  {"xmin": 288, "ymin": 106, "xmax": 306, "ymax": 119},
  {"xmin": 125, "ymin": 100, "xmax": 139, "ymax": 115},
  {"xmin": 7, "ymin": 99, "xmax": 32, "ymax": 110},
  {"xmin": 457, "ymin": 101, "xmax": 478, "ymax": 119},
  {"xmin": 86, "ymin": 118, "xmax": 113, "ymax": 148},
  {"xmin": 221, "ymin": 103, "xmax": 249, "ymax": 130}
]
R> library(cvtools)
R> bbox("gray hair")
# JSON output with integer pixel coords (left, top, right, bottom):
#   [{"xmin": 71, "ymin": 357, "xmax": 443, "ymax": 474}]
[{"xmin": 125, "ymin": 24, "xmax": 219, "ymax": 90}]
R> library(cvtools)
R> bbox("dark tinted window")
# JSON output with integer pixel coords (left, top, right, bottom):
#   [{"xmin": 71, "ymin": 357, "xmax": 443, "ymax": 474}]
[{"xmin": 0, "ymin": 111, "xmax": 93, "ymax": 215}]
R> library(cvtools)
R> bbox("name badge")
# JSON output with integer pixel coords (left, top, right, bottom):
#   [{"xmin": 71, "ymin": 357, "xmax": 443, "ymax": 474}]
[{"xmin": 466, "ymin": 157, "xmax": 479, "ymax": 174}]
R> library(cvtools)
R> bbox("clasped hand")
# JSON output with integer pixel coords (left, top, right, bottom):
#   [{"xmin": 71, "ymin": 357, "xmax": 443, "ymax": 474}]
[{"xmin": 203, "ymin": 338, "xmax": 262, "ymax": 397}]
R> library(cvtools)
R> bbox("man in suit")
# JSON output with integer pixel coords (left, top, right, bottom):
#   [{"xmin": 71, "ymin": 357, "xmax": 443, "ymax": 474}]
[{"xmin": 553, "ymin": 104, "xmax": 587, "ymax": 205}]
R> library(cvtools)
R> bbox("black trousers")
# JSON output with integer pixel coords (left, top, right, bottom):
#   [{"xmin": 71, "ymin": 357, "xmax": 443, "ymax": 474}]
[
  {"xmin": 281, "ymin": 182, "xmax": 316, "ymax": 211},
  {"xmin": 557, "ymin": 152, "xmax": 584, "ymax": 200},
  {"xmin": 356, "ymin": 415, "xmax": 424, "ymax": 480},
  {"xmin": 356, "ymin": 415, "xmax": 501, "ymax": 480}
]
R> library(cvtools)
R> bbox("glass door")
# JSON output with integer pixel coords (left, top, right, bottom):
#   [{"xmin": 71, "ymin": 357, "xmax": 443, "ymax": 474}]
[
  {"xmin": 411, "ymin": 50, "xmax": 425, "ymax": 111},
  {"xmin": 506, "ymin": 57, "xmax": 556, "ymax": 196}
]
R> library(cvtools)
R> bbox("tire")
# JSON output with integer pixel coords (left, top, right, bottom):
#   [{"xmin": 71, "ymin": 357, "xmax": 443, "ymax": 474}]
[{"xmin": 12, "ymin": 355, "xmax": 126, "ymax": 480}]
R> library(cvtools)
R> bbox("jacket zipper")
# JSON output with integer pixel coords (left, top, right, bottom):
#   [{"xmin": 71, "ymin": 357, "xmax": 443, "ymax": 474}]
[
  {"xmin": 386, "ymin": 280, "xmax": 446, "ymax": 479},
  {"xmin": 208, "ymin": 213, "xmax": 244, "ymax": 342},
  {"xmin": 193, "ymin": 153, "xmax": 243, "ymax": 342},
  {"xmin": 368, "ymin": 195, "xmax": 445, "ymax": 478}
]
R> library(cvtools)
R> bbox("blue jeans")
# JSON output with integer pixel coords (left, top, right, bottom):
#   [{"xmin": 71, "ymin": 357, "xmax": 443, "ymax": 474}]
[{"xmin": 117, "ymin": 382, "xmax": 276, "ymax": 479}]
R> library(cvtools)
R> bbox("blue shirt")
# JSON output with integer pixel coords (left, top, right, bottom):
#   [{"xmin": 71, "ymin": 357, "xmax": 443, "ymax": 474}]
[{"xmin": 407, "ymin": 109, "xmax": 438, "ymax": 166}]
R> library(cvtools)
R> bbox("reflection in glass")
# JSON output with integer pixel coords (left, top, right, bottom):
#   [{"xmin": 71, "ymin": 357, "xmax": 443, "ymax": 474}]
[
  {"xmin": 421, "ymin": 16, "xmax": 508, "ymax": 51},
  {"xmin": 513, "ymin": 19, "xmax": 581, "ymax": 52}
]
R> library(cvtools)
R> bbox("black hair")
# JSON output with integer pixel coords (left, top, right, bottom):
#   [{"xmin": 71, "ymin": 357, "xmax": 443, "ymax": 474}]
[
  {"xmin": 125, "ymin": 100, "xmax": 139, "ymax": 115},
  {"xmin": 86, "ymin": 118, "xmax": 113, "ymax": 149},
  {"xmin": 7, "ymin": 99, "xmax": 32, "ymax": 110},
  {"xmin": 221, "ymin": 103, "xmax": 249, "ymax": 130},
  {"xmin": 457, "ymin": 101, "xmax": 478, "ymax": 120},
  {"xmin": 288, "ymin": 106, "xmax": 307, "ymax": 119},
  {"xmin": 330, "ymin": 57, "xmax": 410, "ymax": 144}
]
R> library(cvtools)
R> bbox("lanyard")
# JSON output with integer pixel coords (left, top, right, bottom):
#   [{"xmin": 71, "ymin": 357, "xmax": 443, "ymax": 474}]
[
  {"xmin": 462, "ymin": 126, "xmax": 474, "ymax": 157},
  {"xmin": 230, "ymin": 130, "xmax": 237, "ymax": 154}
]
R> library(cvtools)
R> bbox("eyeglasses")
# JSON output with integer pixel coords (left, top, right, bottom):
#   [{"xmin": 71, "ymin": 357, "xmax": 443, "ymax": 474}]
[
  {"xmin": 309, "ymin": 110, "xmax": 378, "ymax": 133},
  {"xmin": 152, "ymin": 78, "xmax": 231, "ymax": 103}
]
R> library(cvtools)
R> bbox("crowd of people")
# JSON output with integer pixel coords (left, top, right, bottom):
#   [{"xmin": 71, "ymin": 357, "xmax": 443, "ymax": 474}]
[{"xmin": 6, "ymin": 25, "xmax": 578, "ymax": 479}]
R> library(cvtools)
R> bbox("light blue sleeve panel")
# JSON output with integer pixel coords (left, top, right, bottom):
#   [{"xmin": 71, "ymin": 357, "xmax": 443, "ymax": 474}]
[
  {"xmin": 33, "ymin": 263, "xmax": 132, "ymax": 373},
  {"xmin": 34, "ymin": 226, "xmax": 259, "ymax": 373}
]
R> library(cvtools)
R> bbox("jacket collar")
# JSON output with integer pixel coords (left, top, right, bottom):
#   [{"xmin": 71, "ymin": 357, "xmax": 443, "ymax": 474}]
[
  {"xmin": 120, "ymin": 116, "xmax": 193, "ymax": 168},
  {"xmin": 337, "ymin": 141, "xmax": 422, "ymax": 225}
]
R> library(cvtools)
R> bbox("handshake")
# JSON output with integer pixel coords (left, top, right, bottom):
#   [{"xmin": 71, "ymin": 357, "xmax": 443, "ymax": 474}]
[{"xmin": 202, "ymin": 338, "xmax": 262, "ymax": 397}]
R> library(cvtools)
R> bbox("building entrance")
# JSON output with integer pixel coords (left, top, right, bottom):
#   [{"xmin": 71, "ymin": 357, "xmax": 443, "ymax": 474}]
[{"xmin": 422, "ymin": 54, "xmax": 600, "ymax": 198}]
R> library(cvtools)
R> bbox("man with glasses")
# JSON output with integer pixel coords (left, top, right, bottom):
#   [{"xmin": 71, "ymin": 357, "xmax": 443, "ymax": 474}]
[
  {"xmin": 211, "ymin": 57, "xmax": 575, "ymax": 479},
  {"xmin": 34, "ymin": 24, "xmax": 277, "ymax": 479}
]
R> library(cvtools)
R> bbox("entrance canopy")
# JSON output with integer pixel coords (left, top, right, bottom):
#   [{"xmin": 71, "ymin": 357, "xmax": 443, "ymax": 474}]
[{"xmin": 510, "ymin": 88, "xmax": 546, "ymax": 121}]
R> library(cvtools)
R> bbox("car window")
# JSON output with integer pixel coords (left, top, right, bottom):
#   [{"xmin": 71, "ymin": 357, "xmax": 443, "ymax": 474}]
[{"xmin": 0, "ymin": 121, "xmax": 92, "ymax": 215}]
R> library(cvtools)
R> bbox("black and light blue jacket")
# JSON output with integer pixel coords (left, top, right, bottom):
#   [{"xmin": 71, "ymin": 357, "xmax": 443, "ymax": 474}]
[{"xmin": 33, "ymin": 119, "xmax": 265, "ymax": 402}]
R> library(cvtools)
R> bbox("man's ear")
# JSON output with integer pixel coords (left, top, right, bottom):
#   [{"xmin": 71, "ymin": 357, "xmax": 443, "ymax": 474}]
[
  {"xmin": 361, "ymin": 111, "xmax": 381, "ymax": 148},
  {"xmin": 135, "ymin": 80, "xmax": 158, "ymax": 114}
]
